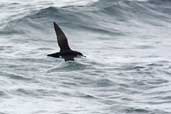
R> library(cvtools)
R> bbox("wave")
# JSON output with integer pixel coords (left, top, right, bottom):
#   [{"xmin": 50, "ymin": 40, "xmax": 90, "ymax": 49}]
[{"xmin": 1, "ymin": 0, "xmax": 171, "ymax": 35}]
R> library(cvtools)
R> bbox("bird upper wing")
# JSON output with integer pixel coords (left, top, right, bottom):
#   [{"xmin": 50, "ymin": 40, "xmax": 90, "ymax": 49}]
[{"xmin": 53, "ymin": 22, "xmax": 71, "ymax": 52}]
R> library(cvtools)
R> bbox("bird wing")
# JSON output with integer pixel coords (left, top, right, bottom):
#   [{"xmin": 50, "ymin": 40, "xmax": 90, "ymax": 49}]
[{"xmin": 53, "ymin": 22, "xmax": 71, "ymax": 52}]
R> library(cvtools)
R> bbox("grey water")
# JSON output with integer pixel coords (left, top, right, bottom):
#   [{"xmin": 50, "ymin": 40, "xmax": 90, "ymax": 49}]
[{"xmin": 0, "ymin": 0, "xmax": 171, "ymax": 114}]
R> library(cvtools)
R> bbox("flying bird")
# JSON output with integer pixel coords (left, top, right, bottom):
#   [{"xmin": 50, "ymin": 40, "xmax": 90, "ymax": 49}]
[{"xmin": 48, "ymin": 22, "xmax": 84, "ymax": 61}]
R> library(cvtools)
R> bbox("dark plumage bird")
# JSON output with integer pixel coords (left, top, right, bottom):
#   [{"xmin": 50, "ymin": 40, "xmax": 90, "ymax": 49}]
[{"xmin": 48, "ymin": 22, "xmax": 84, "ymax": 61}]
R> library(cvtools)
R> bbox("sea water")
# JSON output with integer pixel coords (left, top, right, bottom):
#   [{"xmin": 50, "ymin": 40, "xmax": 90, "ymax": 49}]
[{"xmin": 0, "ymin": 0, "xmax": 171, "ymax": 114}]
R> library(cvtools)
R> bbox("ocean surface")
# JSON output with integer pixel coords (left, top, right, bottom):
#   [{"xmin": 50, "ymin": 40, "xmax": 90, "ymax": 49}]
[{"xmin": 0, "ymin": 0, "xmax": 171, "ymax": 114}]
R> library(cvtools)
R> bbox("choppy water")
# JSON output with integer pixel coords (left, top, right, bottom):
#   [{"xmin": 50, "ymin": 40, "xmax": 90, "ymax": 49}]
[{"xmin": 0, "ymin": 0, "xmax": 171, "ymax": 114}]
